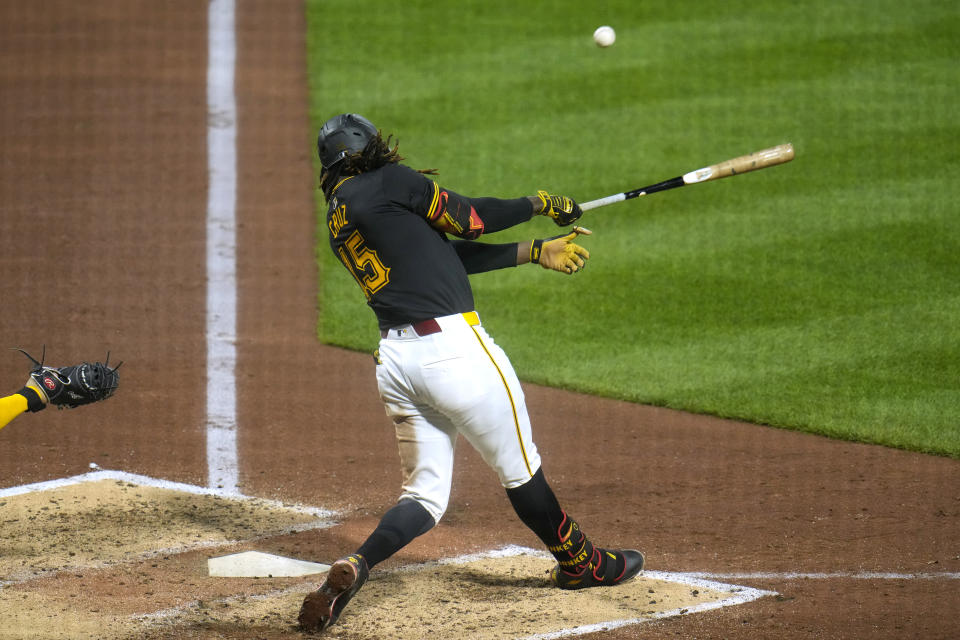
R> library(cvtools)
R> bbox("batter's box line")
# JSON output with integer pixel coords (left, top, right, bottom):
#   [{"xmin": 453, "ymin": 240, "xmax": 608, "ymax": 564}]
[
  {"xmin": 674, "ymin": 570, "xmax": 960, "ymax": 581},
  {"xmin": 0, "ymin": 468, "xmax": 336, "ymax": 519},
  {"xmin": 450, "ymin": 547, "xmax": 778, "ymax": 640},
  {"xmin": 393, "ymin": 546, "xmax": 778, "ymax": 639},
  {"xmin": 432, "ymin": 548, "xmax": 960, "ymax": 582},
  {"xmin": 0, "ymin": 468, "xmax": 340, "ymax": 588},
  {"xmin": 135, "ymin": 545, "xmax": 777, "ymax": 637}
]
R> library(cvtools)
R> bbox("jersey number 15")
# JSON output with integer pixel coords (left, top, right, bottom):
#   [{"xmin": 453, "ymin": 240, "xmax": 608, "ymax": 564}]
[{"xmin": 337, "ymin": 230, "xmax": 391, "ymax": 299}]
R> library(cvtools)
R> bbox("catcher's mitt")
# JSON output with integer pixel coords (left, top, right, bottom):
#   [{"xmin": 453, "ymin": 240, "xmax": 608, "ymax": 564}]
[{"xmin": 16, "ymin": 346, "xmax": 121, "ymax": 411}]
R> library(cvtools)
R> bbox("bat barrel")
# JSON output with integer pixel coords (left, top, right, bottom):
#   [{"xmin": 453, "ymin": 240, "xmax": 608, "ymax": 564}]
[
  {"xmin": 683, "ymin": 143, "xmax": 794, "ymax": 185},
  {"xmin": 581, "ymin": 142, "xmax": 795, "ymax": 211}
]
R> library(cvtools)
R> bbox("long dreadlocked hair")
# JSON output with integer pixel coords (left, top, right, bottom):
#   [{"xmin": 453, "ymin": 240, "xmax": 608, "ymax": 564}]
[{"xmin": 319, "ymin": 132, "xmax": 437, "ymax": 201}]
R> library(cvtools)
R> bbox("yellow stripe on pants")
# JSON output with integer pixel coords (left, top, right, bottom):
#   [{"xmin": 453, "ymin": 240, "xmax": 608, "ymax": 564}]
[{"xmin": 468, "ymin": 325, "xmax": 533, "ymax": 478}]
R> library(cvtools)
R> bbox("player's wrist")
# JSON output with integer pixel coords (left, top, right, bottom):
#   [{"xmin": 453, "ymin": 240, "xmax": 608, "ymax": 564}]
[
  {"xmin": 528, "ymin": 194, "xmax": 547, "ymax": 215},
  {"xmin": 18, "ymin": 385, "xmax": 47, "ymax": 412},
  {"xmin": 516, "ymin": 241, "xmax": 533, "ymax": 265},
  {"xmin": 529, "ymin": 238, "xmax": 544, "ymax": 264}
]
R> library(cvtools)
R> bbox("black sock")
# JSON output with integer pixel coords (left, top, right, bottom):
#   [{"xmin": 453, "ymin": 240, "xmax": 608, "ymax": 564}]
[
  {"xmin": 355, "ymin": 498, "xmax": 435, "ymax": 569},
  {"xmin": 506, "ymin": 468, "xmax": 593, "ymax": 570},
  {"xmin": 505, "ymin": 468, "xmax": 565, "ymax": 543}
]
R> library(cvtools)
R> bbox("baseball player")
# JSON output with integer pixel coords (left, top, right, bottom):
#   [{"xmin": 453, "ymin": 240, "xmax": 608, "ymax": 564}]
[
  {"xmin": 299, "ymin": 114, "xmax": 644, "ymax": 632},
  {"xmin": 0, "ymin": 348, "xmax": 120, "ymax": 431}
]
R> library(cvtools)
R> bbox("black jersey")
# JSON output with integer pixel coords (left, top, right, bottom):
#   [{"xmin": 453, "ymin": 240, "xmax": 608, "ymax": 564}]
[{"xmin": 326, "ymin": 163, "xmax": 532, "ymax": 329}]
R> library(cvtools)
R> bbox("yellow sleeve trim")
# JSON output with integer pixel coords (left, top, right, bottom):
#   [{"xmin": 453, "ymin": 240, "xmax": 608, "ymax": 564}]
[
  {"xmin": 426, "ymin": 181, "xmax": 441, "ymax": 220},
  {"xmin": 332, "ymin": 175, "xmax": 355, "ymax": 195}
]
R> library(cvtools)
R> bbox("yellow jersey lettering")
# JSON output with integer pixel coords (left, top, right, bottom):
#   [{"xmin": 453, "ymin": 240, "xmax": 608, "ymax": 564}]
[
  {"xmin": 329, "ymin": 204, "xmax": 348, "ymax": 237},
  {"xmin": 342, "ymin": 230, "xmax": 390, "ymax": 297}
]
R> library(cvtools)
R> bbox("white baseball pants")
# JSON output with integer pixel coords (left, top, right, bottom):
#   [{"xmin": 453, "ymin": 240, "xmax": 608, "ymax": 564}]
[{"xmin": 375, "ymin": 311, "xmax": 542, "ymax": 523}]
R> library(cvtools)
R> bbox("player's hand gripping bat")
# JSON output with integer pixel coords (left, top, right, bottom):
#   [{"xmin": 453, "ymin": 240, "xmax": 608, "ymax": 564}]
[{"xmin": 579, "ymin": 143, "xmax": 795, "ymax": 211}]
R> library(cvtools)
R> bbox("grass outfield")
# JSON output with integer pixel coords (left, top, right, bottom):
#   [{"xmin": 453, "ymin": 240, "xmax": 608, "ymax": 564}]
[{"xmin": 305, "ymin": 1, "xmax": 959, "ymax": 457}]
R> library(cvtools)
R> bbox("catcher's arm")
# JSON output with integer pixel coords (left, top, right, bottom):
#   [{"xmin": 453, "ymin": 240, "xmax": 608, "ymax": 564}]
[
  {"xmin": 0, "ymin": 392, "xmax": 32, "ymax": 431},
  {"xmin": 15, "ymin": 346, "xmax": 121, "ymax": 411}
]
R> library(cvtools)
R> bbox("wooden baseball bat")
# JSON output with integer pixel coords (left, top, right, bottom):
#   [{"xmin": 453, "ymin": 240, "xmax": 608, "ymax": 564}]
[{"xmin": 579, "ymin": 143, "xmax": 795, "ymax": 211}]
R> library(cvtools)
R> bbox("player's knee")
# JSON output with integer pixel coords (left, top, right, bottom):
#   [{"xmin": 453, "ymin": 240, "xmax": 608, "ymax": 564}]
[
  {"xmin": 392, "ymin": 497, "xmax": 438, "ymax": 537},
  {"xmin": 400, "ymin": 492, "xmax": 447, "ymax": 526},
  {"xmin": 498, "ymin": 458, "xmax": 543, "ymax": 491}
]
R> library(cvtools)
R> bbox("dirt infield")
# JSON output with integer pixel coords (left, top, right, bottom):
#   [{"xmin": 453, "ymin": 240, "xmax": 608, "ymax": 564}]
[{"xmin": 0, "ymin": 2, "xmax": 957, "ymax": 639}]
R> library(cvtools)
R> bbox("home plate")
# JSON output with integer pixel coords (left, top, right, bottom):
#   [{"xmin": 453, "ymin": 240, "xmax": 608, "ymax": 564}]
[{"xmin": 208, "ymin": 551, "xmax": 330, "ymax": 577}]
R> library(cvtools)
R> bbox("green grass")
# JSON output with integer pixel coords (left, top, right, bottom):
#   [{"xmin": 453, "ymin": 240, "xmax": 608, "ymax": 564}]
[{"xmin": 305, "ymin": 0, "xmax": 960, "ymax": 457}]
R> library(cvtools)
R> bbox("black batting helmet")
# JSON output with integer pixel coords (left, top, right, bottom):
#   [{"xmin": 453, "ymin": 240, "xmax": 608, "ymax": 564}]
[{"xmin": 316, "ymin": 113, "xmax": 378, "ymax": 170}]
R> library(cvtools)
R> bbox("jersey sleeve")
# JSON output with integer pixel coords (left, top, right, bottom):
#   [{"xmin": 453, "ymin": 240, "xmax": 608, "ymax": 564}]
[
  {"xmin": 387, "ymin": 165, "xmax": 484, "ymax": 239},
  {"xmin": 466, "ymin": 196, "xmax": 533, "ymax": 233},
  {"xmin": 450, "ymin": 239, "xmax": 519, "ymax": 274},
  {"xmin": 388, "ymin": 164, "xmax": 532, "ymax": 238},
  {"xmin": 426, "ymin": 183, "xmax": 486, "ymax": 239}
]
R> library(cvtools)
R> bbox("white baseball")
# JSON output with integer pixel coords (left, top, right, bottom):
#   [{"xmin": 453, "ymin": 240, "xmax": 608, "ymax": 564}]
[{"xmin": 593, "ymin": 25, "xmax": 616, "ymax": 48}]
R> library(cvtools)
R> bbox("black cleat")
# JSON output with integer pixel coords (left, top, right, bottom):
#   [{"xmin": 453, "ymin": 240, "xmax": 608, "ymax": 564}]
[
  {"xmin": 551, "ymin": 548, "xmax": 644, "ymax": 590},
  {"xmin": 298, "ymin": 554, "xmax": 369, "ymax": 632}
]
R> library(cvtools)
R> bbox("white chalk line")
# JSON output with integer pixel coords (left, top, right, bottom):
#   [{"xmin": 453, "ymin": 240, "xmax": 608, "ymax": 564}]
[
  {"xmin": 0, "ymin": 468, "xmax": 339, "ymax": 588},
  {"xmin": 0, "ymin": 468, "xmax": 335, "ymax": 518},
  {"xmin": 206, "ymin": 0, "xmax": 239, "ymax": 494},
  {"xmin": 136, "ymin": 581, "xmax": 312, "ymax": 625},
  {"xmin": 425, "ymin": 545, "xmax": 960, "ymax": 581},
  {"xmin": 135, "ymin": 546, "xmax": 776, "ymax": 638},
  {"xmin": 5, "ymin": 471, "xmax": 954, "ymax": 583},
  {"xmin": 134, "ymin": 545, "xmax": 960, "ymax": 635},
  {"xmin": 675, "ymin": 570, "xmax": 960, "ymax": 580},
  {"xmin": 3, "ymin": 474, "xmax": 955, "ymax": 638}
]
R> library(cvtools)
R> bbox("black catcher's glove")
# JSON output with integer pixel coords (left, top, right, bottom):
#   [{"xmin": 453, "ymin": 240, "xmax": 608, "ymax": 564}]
[
  {"xmin": 536, "ymin": 190, "xmax": 584, "ymax": 226},
  {"xmin": 16, "ymin": 347, "xmax": 121, "ymax": 411}
]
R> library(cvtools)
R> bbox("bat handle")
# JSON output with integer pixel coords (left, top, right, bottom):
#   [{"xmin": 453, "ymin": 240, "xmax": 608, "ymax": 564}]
[
  {"xmin": 580, "ymin": 175, "xmax": 681, "ymax": 211},
  {"xmin": 580, "ymin": 194, "xmax": 626, "ymax": 211}
]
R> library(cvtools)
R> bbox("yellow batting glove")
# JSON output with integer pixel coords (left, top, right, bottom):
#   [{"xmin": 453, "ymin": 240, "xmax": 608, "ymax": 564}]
[
  {"xmin": 536, "ymin": 190, "xmax": 584, "ymax": 226},
  {"xmin": 530, "ymin": 226, "xmax": 592, "ymax": 274}
]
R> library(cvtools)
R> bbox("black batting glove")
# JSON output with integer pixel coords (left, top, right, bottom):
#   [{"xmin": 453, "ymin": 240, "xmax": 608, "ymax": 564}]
[{"xmin": 536, "ymin": 190, "xmax": 583, "ymax": 226}]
